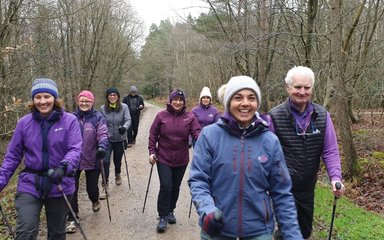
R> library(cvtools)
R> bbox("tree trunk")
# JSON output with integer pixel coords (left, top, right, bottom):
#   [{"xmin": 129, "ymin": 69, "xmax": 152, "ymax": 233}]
[{"xmin": 330, "ymin": 0, "xmax": 358, "ymax": 179}]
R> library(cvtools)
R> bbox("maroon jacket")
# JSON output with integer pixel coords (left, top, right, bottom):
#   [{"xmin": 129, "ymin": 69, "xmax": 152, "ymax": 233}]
[{"xmin": 148, "ymin": 104, "xmax": 201, "ymax": 167}]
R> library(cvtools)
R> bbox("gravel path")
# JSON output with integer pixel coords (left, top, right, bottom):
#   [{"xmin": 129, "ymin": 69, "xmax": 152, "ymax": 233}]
[{"xmin": 66, "ymin": 102, "xmax": 200, "ymax": 240}]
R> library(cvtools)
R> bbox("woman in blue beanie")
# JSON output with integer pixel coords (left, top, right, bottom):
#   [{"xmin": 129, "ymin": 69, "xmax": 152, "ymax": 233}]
[{"xmin": 0, "ymin": 78, "xmax": 82, "ymax": 239}]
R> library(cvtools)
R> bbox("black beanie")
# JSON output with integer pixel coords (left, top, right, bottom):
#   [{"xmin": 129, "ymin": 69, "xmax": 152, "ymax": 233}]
[{"xmin": 106, "ymin": 87, "xmax": 120, "ymax": 98}]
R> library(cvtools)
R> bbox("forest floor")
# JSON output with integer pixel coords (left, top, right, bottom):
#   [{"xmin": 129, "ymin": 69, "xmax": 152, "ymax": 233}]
[{"xmin": 338, "ymin": 111, "xmax": 384, "ymax": 217}]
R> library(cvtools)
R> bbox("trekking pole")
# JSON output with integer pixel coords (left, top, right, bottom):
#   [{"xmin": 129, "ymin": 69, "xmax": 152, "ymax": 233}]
[
  {"xmin": 142, "ymin": 158, "xmax": 155, "ymax": 213},
  {"xmin": 327, "ymin": 182, "xmax": 342, "ymax": 240},
  {"xmin": 121, "ymin": 136, "xmax": 131, "ymax": 189},
  {"xmin": 100, "ymin": 159, "xmax": 112, "ymax": 222},
  {"xmin": 55, "ymin": 182, "xmax": 88, "ymax": 240},
  {"xmin": 0, "ymin": 203, "xmax": 15, "ymax": 239},
  {"xmin": 188, "ymin": 198, "xmax": 193, "ymax": 218}
]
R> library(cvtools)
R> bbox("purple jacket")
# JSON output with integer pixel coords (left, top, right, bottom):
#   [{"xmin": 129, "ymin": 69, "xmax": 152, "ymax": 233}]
[
  {"xmin": 148, "ymin": 104, "xmax": 201, "ymax": 167},
  {"xmin": 191, "ymin": 104, "xmax": 220, "ymax": 128},
  {"xmin": 74, "ymin": 109, "xmax": 109, "ymax": 170},
  {"xmin": 0, "ymin": 110, "xmax": 82, "ymax": 197}
]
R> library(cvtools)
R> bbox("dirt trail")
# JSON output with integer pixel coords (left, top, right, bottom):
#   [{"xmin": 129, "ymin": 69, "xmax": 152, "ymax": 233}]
[{"xmin": 66, "ymin": 102, "xmax": 200, "ymax": 240}]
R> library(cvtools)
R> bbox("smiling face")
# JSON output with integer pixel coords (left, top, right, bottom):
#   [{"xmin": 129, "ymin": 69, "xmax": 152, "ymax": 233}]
[
  {"xmin": 171, "ymin": 96, "xmax": 184, "ymax": 112},
  {"xmin": 33, "ymin": 93, "xmax": 55, "ymax": 116},
  {"xmin": 286, "ymin": 74, "xmax": 313, "ymax": 112},
  {"xmin": 201, "ymin": 96, "xmax": 211, "ymax": 106},
  {"xmin": 229, "ymin": 89, "xmax": 258, "ymax": 127},
  {"xmin": 108, "ymin": 93, "xmax": 119, "ymax": 104},
  {"xmin": 77, "ymin": 96, "xmax": 93, "ymax": 111}
]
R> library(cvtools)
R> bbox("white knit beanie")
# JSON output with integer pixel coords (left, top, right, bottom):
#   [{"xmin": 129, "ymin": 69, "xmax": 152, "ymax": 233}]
[
  {"xmin": 199, "ymin": 87, "xmax": 212, "ymax": 100},
  {"xmin": 217, "ymin": 76, "xmax": 261, "ymax": 110}
]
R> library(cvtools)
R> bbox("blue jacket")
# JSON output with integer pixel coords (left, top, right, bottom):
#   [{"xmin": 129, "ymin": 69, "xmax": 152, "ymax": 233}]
[
  {"xmin": 74, "ymin": 108, "xmax": 109, "ymax": 170},
  {"xmin": 188, "ymin": 113, "xmax": 303, "ymax": 239},
  {"xmin": 0, "ymin": 109, "xmax": 82, "ymax": 198}
]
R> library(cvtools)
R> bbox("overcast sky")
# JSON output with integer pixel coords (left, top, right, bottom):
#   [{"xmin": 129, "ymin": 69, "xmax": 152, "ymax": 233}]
[{"xmin": 128, "ymin": 0, "xmax": 209, "ymax": 35}]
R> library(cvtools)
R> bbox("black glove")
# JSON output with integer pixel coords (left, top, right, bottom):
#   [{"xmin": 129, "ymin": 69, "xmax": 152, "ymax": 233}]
[
  {"xmin": 47, "ymin": 167, "xmax": 65, "ymax": 185},
  {"xmin": 96, "ymin": 147, "xmax": 106, "ymax": 159},
  {"xmin": 118, "ymin": 126, "xmax": 126, "ymax": 135},
  {"xmin": 202, "ymin": 210, "xmax": 223, "ymax": 237}
]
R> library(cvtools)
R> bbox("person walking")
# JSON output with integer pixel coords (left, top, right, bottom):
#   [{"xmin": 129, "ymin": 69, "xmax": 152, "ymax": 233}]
[
  {"xmin": 122, "ymin": 86, "xmax": 144, "ymax": 147},
  {"xmin": 188, "ymin": 76, "xmax": 303, "ymax": 240},
  {"xmin": 66, "ymin": 90, "xmax": 109, "ymax": 233},
  {"xmin": 100, "ymin": 87, "xmax": 131, "ymax": 198},
  {"xmin": 191, "ymin": 86, "xmax": 220, "ymax": 129},
  {"xmin": 148, "ymin": 89, "xmax": 201, "ymax": 233},
  {"xmin": 0, "ymin": 78, "xmax": 82, "ymax": 240},
  {"xmin": 268, "ymin": 66, "xmax": 344, "ymax": 240}
]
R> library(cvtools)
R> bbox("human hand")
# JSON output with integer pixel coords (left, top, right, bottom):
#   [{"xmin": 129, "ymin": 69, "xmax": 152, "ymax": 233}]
[
  {"xmin": 138, "ymin": 105, "xmax": 143, "ymax": 110},
  {"xmin": 202, "ymin": 209, "xmax": 223, "ymax": 237},
  {"xmin": 331, "ymin": 181, "xmax": 344, "ymax": 198},
  {"xmin": 96, "ymin": 147, "xmax": 106, "ymax": 159},
  {"xmin": 118, "ymin": 126, "xmax": 126, "ymax": 135},
  {"xmin": 47, "ymin": 167, "xmax": 65, "ymax": 185},
  {"xmin": 149, "ymin": 154, "xmax": 157, "ymax": 165}
]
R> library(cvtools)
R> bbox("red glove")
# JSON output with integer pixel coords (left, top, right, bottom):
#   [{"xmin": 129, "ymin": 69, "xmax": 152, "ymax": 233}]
[{"xmin": 203, "ymin": 210, "xmax": 223, "ymax": 237}]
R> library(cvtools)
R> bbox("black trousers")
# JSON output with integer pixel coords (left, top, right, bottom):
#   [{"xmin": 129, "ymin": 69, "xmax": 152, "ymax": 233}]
[
  {"xmin": 68, "ymin": 169, "xmax": 101, "ymax": 221},
  {"xmin": 292, "ymin": 190, "xmax": 315, "ymax": 239},
  {"xmin": 103, "ymin": 141, "xmax": 124, "ymax": 182},
  {"xmin": 127, "ymin": 114, "xmax": 140, "ymax": 144},
  {"xmin": 156, "ymin": 162, "xmax": 187, "ymax": 217}
]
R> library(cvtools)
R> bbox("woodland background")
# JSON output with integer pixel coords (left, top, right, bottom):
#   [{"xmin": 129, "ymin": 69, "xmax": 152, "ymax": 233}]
[{"xmin": 0, "ymin": 0, "xmax": 383, "ymax": 221}]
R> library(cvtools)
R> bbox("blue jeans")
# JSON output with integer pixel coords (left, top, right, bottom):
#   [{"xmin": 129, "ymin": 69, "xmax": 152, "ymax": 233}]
[
  {"xmin": 200, "ymin": 230, "xmax": 272, "ymax": 240},
  {"xmin": 14, "ymin": 192, "xmax": 70, "ymax": 240}
]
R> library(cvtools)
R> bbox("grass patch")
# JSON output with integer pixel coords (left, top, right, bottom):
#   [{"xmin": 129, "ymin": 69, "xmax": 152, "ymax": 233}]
[{"xmin": 313, "ymin": 182, "xmax": 384, "ymax": 239}]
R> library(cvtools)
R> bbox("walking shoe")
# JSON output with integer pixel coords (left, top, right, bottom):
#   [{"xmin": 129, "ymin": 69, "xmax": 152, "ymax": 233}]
[
  {"xmin": 115, "ymin": 173, "xmax": 122, "ymax": 185},
  {"xmin": 132, "ymin": 140, "xmax": 136, "ymax": 145},
  {"xmin": 167, "ymin": 212, "xmax": 176, "ymax": 224},
  {"xmin": 66, "ymin": 221, "xmax": 77, "ymax": 233},
  {"xmin": 156, "ymin": 217, "xmax": 167, "ymax": 233},
  {"xmin": 127, "ymin": 143, "xmax": 133, "ymax": 148},
  {"xmin": 99, "ymin": 186, "xmax": 108, "ymax": 200},
  {"xmin": 92, "ymin": 201, "xmax": 101, "ymax": 212}
]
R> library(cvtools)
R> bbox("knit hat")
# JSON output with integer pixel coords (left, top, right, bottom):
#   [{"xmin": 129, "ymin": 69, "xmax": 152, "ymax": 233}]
[
  {"xmin": 217, "ymin": 76, "xmax": 261, "ymax": 110},
  {"xmin": 199, "ymin": 87, "xmax": 212, "ymax": 100},
  {"xmin": 31, "ymin": 78, "xmax": 59, "ymax": 99},
  {"xmin": 169, "ymin": 89, "xmax": 185, "ymax": 104},
  {"xmin": 77, "ymin": 90, "xmax": 95, "ymax": 103},
  {"xmin": 106, "ymin": 87, "xmax": 120, "ymax": 98},
  {"xmin": 130, "ymin": 86, "xmax": 137, "ymax": 93}
]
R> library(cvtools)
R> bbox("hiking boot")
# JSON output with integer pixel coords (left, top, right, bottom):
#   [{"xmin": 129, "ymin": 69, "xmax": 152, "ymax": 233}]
[
  {"xmin": 127, "ymin": 143, "xmax": 133, "ymax": 148},
  {"xmin": 92, "ymin": 201, "xmax": 101, "ymax": 212},
  {"xmin": 132, "ymin": 140, "xmax": 136, "ymax": 145},
  {"xmin": 156, "ymin": 217, "xmax": 167, "ymax": 233},
  {"xmin": 115, "ymin": 173, "xmax": 122, "ymax": 185},
  {"xmin": 167, "ymin": 212, "xmax": 176, "ymax": 224}
]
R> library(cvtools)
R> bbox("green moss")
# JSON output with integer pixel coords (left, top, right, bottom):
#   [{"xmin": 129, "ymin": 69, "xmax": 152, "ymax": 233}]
[{"xmin": 372, "ymin": 152, "xmax": 384, "ymax": 161}]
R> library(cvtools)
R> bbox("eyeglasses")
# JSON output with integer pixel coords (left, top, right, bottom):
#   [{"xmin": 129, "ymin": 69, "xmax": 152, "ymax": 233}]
[{"xmin": 295, "ymin": 121, "xmax": 321, "ymax": 136}]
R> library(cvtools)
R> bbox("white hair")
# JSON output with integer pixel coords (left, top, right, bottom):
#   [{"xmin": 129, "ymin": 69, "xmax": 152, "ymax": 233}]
[{"xmin": 285, "ymin": 66, "xmax": 315, "ymax": 86}]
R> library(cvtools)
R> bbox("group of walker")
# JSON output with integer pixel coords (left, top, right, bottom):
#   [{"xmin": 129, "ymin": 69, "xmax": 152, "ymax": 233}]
[{"xmin": 0, "ymin": 65, "xmax": 344, "ymax": 240}]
